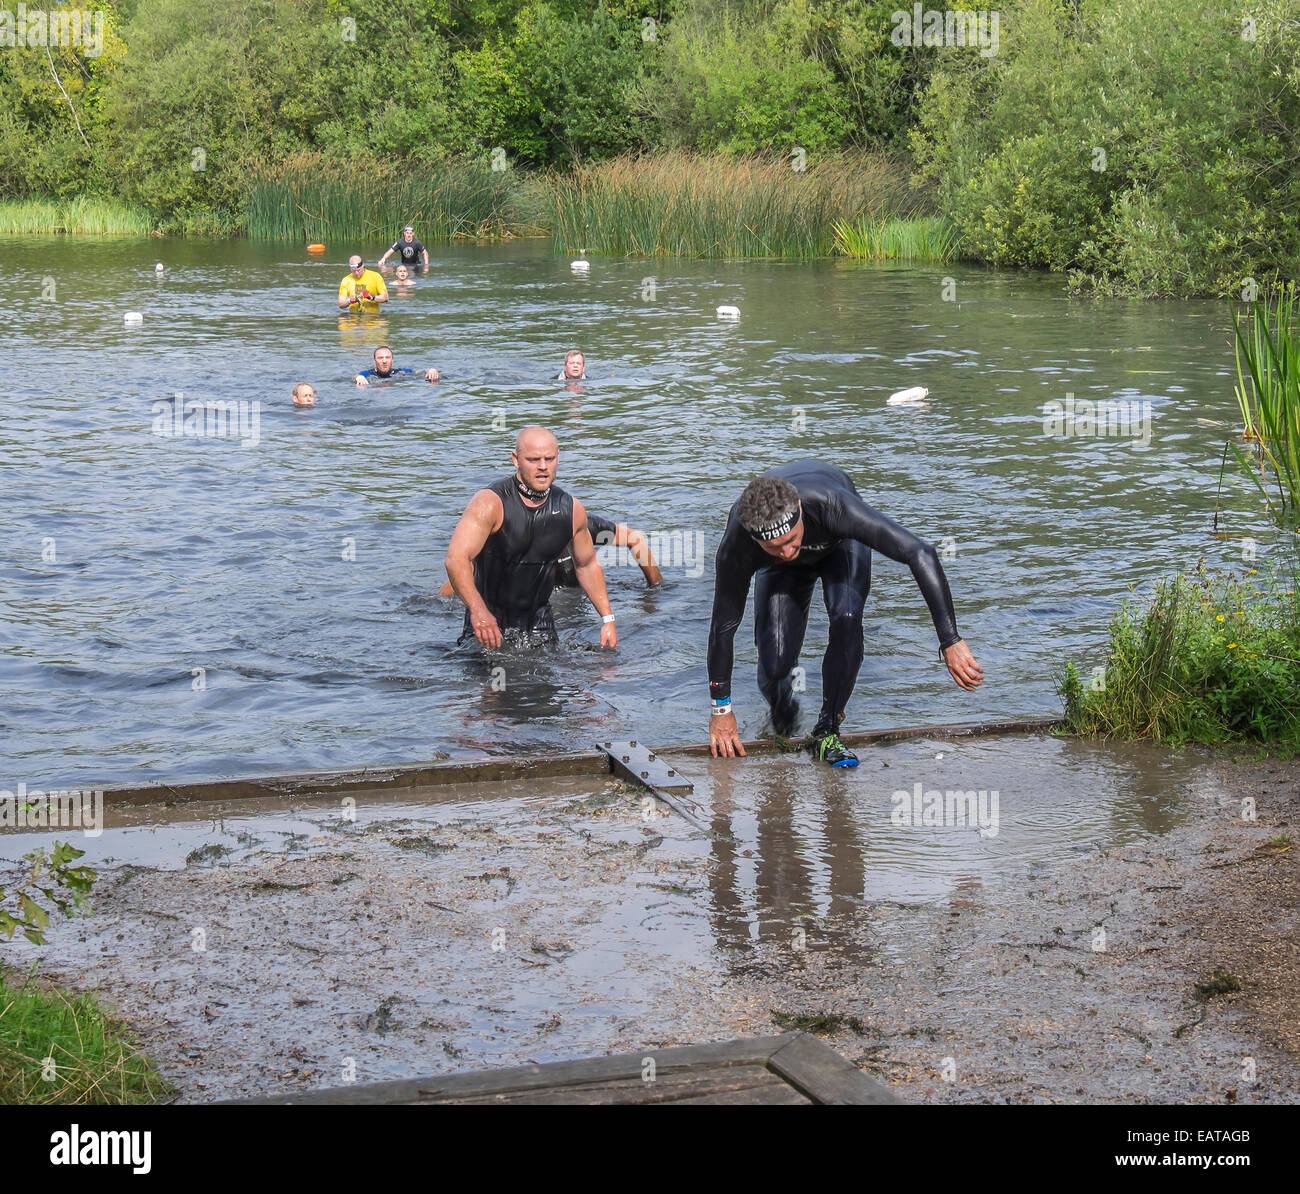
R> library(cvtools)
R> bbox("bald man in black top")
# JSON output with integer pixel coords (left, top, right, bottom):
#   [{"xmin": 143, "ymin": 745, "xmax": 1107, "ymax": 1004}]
[
  {"xmin": 445, "ymin": 427, "xmax": 617, "ymax": 649},
  {"xmin": 707, "ymin": 460, "xmax": 982, "ymax": 766}
]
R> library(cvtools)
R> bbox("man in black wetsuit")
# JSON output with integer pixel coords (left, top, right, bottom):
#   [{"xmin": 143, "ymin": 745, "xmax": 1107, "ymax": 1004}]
[
  {"xmin": 445, "ymin": 426, "xmax": 618, "ymax": 649},
  {"xmin": 707, "ymin": 460, "xmax": 983, "ymax": 767},
  {"xmin": 439, "ymin": 513, "xmax": 661, "ymax": 596}
]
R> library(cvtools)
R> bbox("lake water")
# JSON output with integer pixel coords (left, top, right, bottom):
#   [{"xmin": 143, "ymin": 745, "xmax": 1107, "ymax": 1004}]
[{"xmin": 0, "ymin": 237, "xmax": 1265, "ymax": 786}]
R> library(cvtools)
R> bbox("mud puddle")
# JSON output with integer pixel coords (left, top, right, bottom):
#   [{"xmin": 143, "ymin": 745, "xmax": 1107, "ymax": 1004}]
[{"xmin": 3, "ymin": 733, "xmax": 1295, "ymax": 1103}]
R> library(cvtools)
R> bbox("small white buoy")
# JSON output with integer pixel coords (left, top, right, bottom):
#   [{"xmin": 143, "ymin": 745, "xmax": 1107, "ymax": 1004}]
[
  {"xmin": 935, "ymin": 753, "xmax": 944, "ymax": 760},
  {"xmin": 716, "ymin": 305, "xmax": 740, "ymax": 320},
  {"xmin": 571, "ymin": 259, "xmax": 589, "ymax": 273},
  {"xmin": 124, "ymin": 311, "xmax": 143, "ymax": 325},
  {"xmin": 887, "ymin": 386, "xmax": 929, "ymax": 406},
  {"xmin": 154, "ymin": 262, "xmax": 164, "ymax": 274}
]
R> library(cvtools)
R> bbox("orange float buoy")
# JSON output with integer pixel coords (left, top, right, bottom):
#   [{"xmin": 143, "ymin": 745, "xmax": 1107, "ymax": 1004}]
[{"xmin": 307, "ymin": 243, "xmax": 326, "ymax": 253}]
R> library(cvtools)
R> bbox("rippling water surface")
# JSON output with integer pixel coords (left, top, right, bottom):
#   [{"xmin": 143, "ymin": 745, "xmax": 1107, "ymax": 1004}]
[{"xmin": 1, "ymin": 237, "xmax": 1261, "ymax": 785}]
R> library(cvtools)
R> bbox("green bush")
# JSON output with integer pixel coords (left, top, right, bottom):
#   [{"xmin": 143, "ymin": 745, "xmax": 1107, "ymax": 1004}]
[
  {"xmin": 913, "ymin": 0, "xmax": 1300, "ymax": 296},
  {"xmin": 632, "ymin": 0, "xmax": 848, "ymax": 154},
  {"xmin": 1060, "ymin": 566, "xmax": 1300, "ymax": 747}
]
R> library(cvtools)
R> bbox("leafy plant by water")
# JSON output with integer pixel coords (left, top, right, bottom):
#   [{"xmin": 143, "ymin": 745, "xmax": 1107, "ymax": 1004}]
[
  {"xmin": 546, "ymin": 152, "xmax": 928, "ymax": 258},
  {"xmin": 1232, "ymin": 284, "xmax": 1300, "ymax": 528},
  {"xmin": 1059, "ymin": 566, "xmax": 1300, "ymax": 748},
  {"xmin": 1, "ymin": 842, "xmax": 96, "ymax": 945}
]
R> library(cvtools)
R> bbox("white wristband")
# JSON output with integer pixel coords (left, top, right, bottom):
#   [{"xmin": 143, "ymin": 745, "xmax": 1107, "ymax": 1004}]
[{"xmin": 601, "ymin": 613, "xmax": 616, "ymax": 624}]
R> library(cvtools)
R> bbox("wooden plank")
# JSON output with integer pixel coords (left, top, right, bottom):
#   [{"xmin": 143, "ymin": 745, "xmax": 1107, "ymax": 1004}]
[
  {"xmin": 668, "ymin": 716, "xmax": 1060, "ymax": 758},
  {"xmin": 424, "ymin": 1065, "xmax": 798, "ymax": 1105},
  {"xmin": 229, "ymin": 1035, "xmax": 798, "ymax": 1105},
  {"xmin": 768, "ymin": 1034, "xmax": 902, "ymax": 1106},
  {"xmin": 95, "ymin": 750, "xmax": 611, "ymax": 807}
]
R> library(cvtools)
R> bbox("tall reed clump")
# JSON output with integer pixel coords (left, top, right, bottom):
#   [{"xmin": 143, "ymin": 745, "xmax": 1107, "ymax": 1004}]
[
  {"xmin": 0, "ymin": 965, "xmax": 171, "ymax": 1104},
  {"xmin": 1059, "ymin": 567, "xmax": 1300, "ymax": 749},
  {"xmin": 832, "ymin": 215, "xmax": 961, "ymax": 263},
  {"xmin": 245, "ymin": 153, "xmax": 541, "ymax": 243},
  {"xmin": 0, "ymin": 197, "xmax": 155, "ymax": 236},
  {"xmin": 1233, "ymin": 284, "xmax": 1300, "ymax": 528},
  {"xmin": 546, "ymin": 152, "xmax": 927, "ymax": 258}
]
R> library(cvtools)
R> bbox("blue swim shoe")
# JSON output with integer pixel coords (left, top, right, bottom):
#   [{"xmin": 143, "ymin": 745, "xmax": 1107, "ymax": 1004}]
[{"xmin": 809, "ymin": 732, "xmax": 858, "ymax": 768}]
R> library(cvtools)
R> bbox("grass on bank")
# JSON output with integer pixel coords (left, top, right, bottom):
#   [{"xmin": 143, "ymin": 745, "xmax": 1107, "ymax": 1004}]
[
  {"xmin": 0, "ymin": 197, "xmax": 155, "ymax": 236},
  {"xmin": 1060, "ymin": 566, "xmax": 1300, "ymax": 749},
  {"xmin": 546, "ymin": 151, "xmax": 929, "ymax": 258},
  {"xmin": 1234, "ymin": 284, "xmax": 1300, "ymax": 527},
  {"xmin": 0, "ymin": 965, "xmax": 170, "ymax": 1104},
  {"xmin": 832, "ymin": 215, "xmax": 961, "ymax": 262},
  {"xmin": 245, "ymin": 153, "xmax": 544, "ymax": 243}
]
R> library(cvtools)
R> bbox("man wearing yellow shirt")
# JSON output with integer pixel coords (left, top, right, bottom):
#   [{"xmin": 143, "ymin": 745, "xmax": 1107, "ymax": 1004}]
[{"xmin": 337, "ymin": 255, "xmax": 388, "ymax": 311}]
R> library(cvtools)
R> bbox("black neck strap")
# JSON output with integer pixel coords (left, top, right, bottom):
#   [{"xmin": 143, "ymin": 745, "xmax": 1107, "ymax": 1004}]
[{"xmin": 516, "ymin": 474, "xmax": 549, "ymax": 503}]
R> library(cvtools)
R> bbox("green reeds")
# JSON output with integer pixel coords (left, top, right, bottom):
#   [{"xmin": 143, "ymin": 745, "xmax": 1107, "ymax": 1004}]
[
  {"xmin": 1233, "ymin": 284, "xmax": 1300, "ymax": 527},
  {"xmin": 0, "ymin": 965, "xmax": 171, "ymax": 1104},
  {"xmin": 832, "ymin": 215, "xmax": 961, "ymax": 263},
  {"xmin": 546, "ymin": 152, "xmax": 926, "ymax": 259},
  {"xmin": 245, "ymin": 153, "xmax": 540, "ymax": 243},
  {"xmin": 0, "ymin": 197, "xmax": 154, "ymax": 236}
]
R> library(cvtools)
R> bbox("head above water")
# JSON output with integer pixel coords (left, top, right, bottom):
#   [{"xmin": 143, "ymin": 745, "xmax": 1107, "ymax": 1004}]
[
  {"xmin": 512, "ymin": 426, "xmax": 559, "ymax": 496},
  {"xmin": 292, "ymin": 382, "xmax": 315, "ymax": 407},
  {"xmin": 373, "ymin": 345, "xmax": 394, "ymax": 374},
  {"xmin": 395, "ymin": 264, "xmax": 410, "ymax": 281},
  {"xmin": 738, "ymin": 475, "xmax": 804, "ymax": 560},
  {"xmin": 563, "ymin": 350, "xmax": 585, "ymax": 379}
]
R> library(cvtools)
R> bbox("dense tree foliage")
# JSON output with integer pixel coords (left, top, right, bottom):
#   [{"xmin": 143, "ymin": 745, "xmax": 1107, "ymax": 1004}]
[{"xmin": 1, "ymin": 0, "xmax": 1296, "ymax": 293}]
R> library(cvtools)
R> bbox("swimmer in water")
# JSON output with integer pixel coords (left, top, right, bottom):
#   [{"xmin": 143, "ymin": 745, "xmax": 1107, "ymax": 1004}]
[
  {"xmin": 379, "ymin": 225, "xmax": 430, "ymax": 271},
  {"xmin": 291, "ymin": 382, "xmax": 316, "ymax": 407},
  {"xmin": 393, "ymin": 264, "xmax": 414, "ymax": 285},
  {"xmin": 444, "ymin": 426, "xmax": 617, "ymax": 649},
  {"xmin": 354, "ymin": 345, "xmax": 439, "ymax": 387},
  {"xmin": 438, "ymin": 512, "xmax": 661, "ymax": 596},
  {"xmin": 706, "ymin": 460, "xmax": 983, "ymax": 767},
  {"xmin": 337, "ymin": 256, "xmax": 388, "ymax": 311},
  {"xmin": 555, "ymin": 350, "xmax": 585, "ymax": 381}
]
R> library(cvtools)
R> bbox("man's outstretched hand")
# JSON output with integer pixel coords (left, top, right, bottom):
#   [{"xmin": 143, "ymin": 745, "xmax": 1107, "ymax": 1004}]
[
  {"xmin": 709, "ymin": 710, "xmax": 747, "ymax": 758},
  {"xmin": 943, "ymin": 640, "xmax": 984, "ymax": 691}
]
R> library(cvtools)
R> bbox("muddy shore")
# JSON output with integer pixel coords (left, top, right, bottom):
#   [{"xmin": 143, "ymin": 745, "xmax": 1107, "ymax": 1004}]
[{"xmin": 6, "ymin": 734, "xmax": 1296, "ymax": 1104}]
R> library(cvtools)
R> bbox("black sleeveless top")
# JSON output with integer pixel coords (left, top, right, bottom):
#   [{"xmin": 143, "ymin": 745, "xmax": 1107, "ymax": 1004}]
[
  {"xmin": 553, "ymin": 512, "xmax": 616, "ymax": 589},
  {"xmin": 464, "ymin": 476, "xmax": 576, "ymax": 636}
]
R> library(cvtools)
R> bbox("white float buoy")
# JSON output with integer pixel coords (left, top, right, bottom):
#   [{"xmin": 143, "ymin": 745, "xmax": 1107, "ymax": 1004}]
[
  {"xmin": 124, "ymin": 311, "xmax": 143, "ymax": 325},
  {"xmin": 716, "ymin": 305, "xmax": 740, "ymax": 320},
  {"xmin": 154, "ymin": 262, "xmax": 165, "ymax": 274},
  {"xmin": 571, "ymin": 259, "xmax": 589, "ymax": 273},
  {"xmin": 886, "ymin": 386, "xmax": 929, "ymax": 406}
]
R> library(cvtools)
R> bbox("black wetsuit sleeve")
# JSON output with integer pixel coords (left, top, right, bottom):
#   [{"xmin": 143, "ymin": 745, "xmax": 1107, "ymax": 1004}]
[
  {"xmin": 827, "ymin": 493, "xmax": 962, "ymax": 650},
  {"xmin": 706, "ymin": 519, "xmax": 761, "ymax": 703},
  {"xmin": 585, "ymin": 513, "xmax": 618, "ymax": 545}
]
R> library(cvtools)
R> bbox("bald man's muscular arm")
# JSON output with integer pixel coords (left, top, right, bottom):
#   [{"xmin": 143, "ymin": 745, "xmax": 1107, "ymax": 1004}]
[
  {"xmin": 445, "ymin": 490, "xmax": 505, "ymax": 647},
  {"xmin": 571, "ymin": 499, "xmax": 617, "ymax": 648}
]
